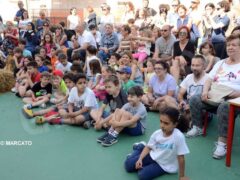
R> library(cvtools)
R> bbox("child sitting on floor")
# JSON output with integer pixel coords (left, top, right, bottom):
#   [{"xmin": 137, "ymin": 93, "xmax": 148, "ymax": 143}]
[
  {"xmin": 97, "ymin": 86, "xmax": 147, "ymax": 147},
  {"xmin": 22, "ymin": 71, "xmax": 52, "ymax": 113},
  {"xmin": 117, "ymin": 66, "xmax": 136, "ymax": 94},
  {"xmin": 90, "ymin": 74, "xmax": 128, "ymax": 130},
  {"xmin": 124, "ymin": 107, "xmax": 189, "ymax": 180},
  {"xmin": 58, "ymin": 73, "xmax": 98, "ymax": 129},
  {"xmin": 16, "ymin": 61, "xmax": 41, "ymax": 97},
  {"xmin": 93, "ymin": 65, "xmax": 115, "ymax": 101}
]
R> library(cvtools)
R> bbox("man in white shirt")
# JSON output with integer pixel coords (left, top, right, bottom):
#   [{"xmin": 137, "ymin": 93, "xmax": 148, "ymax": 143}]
[
  {"xmin": 74, "ymin": 22, "xmax": 97, "ymax": 50},
  {"xmin": 160, "ymin": 55, "xmax": 209, "ymax": 114}
]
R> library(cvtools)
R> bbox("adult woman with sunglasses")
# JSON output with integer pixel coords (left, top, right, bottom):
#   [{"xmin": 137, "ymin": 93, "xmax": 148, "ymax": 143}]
[{"xmin": 142, "ymin": 61, "xmax": 177, "ymax": 111}]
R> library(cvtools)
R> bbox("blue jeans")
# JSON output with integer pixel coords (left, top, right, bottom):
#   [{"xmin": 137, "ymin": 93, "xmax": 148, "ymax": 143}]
[
  {"xmin": 124, "ymin": 144, "xmax": 166, "ymax": 180},
  {"xmin": 98, "ymin": 50, "xmax": 110, "ymax": 64}
]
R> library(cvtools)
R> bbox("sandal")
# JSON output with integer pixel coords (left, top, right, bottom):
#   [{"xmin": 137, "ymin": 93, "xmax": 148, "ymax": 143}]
[{"xmin": 35, "ymin": 116, "xmax": 45, "ymax": 125}]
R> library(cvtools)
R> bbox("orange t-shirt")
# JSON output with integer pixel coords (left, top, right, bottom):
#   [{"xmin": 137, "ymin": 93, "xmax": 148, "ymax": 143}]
[{"xmin": 50, "ymin": 56, "xmax": 58, "ymax": 71}]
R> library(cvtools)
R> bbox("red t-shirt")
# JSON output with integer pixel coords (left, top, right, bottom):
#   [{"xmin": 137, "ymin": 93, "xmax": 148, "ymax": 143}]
[
  {"xmin": 4, "ymin": 28, "xmax": 18, "ymax": 46},
  {"xmin": 31, "ymin": 72, "xmax": 41, "ymax": 83}
]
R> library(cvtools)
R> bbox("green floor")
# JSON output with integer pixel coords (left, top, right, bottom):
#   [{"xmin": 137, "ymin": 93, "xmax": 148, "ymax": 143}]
[{"xmin": 1, "ymin": 92, "xmax": 240, "ymax": 180}]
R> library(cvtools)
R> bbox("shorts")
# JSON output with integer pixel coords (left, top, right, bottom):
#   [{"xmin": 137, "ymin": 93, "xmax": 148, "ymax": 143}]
[
  {"xmin": 82, "ymin": 112, "xmax": 91, "ymax": 122},
  {"xmin": 123, "ymin": 121, "xmax": 145, "ymax": 136},
  {"xmin": 72, "ymin": 107, "xmax": 91, "ymax": 122},
  {"xmin": 102, "ymin": 111, "xmax": 110, "ymax": 119}
]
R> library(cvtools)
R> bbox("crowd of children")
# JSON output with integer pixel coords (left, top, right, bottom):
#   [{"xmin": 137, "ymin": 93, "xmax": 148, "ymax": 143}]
[{"xmin": 1, "ymin": 0, "xmax": 240, "ymax": 179}]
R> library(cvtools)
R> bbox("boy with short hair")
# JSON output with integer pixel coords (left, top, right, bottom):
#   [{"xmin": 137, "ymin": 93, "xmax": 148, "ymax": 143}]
[
  {"xmin": 56, "ymin": 53, "xmax": 72, "ymax": 73},
  {"xmin": 97, "ymin": 86, "xmax": 147, "ymax": 147},
  {"xmin": 18, "ymin": 38, "xmax": 32, "ymax": 57},
  {"xmin": 35, "ymin": 54, "xmax": 48, "ymax": 73},
  {"xmin": 90, "ymin": 74, "xmax": 128, "ymax": 130},
  {"xmin": 118, "ymin": 66, "xmax": 136, "ymax": 94},
  {"xmin": 59, "ymin": 73, "xmax": 98, "ymax": 129},
  {"xmin": 16, "ymin": 61, "xmax": 41, "ymax": 97},
  {"xmin": 22, "ymin": 71, "xmax": 52, "ymax": 115}
]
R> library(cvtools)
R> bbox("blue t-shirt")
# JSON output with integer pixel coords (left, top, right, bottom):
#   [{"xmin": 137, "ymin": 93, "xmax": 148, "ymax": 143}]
[{"xmin": 38, "ymin": 65, "xmax": 48, "ymax": 73}]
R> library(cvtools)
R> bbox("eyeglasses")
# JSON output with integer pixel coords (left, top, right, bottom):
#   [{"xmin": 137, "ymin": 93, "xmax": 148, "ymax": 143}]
[
  {"xmin": 172, "ymin": 4, "xmax": 178, "ymax": 7},
  {"xmin": 191, "ymin": 1, "xmax": 198, "ymax": 4},
  {"xmin": 179, "ymin": 32, "xmax": 187, "ymax": 36},
  {"xmin": 161, "ymin": 29, "xmax": 168, "ymax": 32}
]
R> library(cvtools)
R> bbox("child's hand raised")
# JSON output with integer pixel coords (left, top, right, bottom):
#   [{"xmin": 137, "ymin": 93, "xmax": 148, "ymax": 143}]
[{"xmin": 135, "ymin": 159, "xmax": 143, "ymax": 169}]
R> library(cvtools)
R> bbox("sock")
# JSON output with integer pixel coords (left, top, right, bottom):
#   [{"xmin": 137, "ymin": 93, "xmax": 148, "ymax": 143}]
[
  {"xmin": 218, "ymin": 141, "xmax": 226, "ymax": 146},
  {"xmin": 108, "ymin": 127, "xmax": 114, "ymax": 133},
  {"xmin": 109, "ymin": 130, "xmax": 119, "ymax": 138}
]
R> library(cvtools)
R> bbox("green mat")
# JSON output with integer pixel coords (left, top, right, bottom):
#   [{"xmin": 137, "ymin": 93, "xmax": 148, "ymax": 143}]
[{"xmin": 1, "ymin": 92, "xmax": 240, "ymax": 180}]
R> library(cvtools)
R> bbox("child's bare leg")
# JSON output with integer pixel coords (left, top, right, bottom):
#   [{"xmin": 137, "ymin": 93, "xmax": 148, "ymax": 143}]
[
  {"xmin": 31, "ymin": 97, "xmax": 49, "ymax": 107},
  {"xmin": 18, "ymin": 83, "xmax": 29, "ymax": 97},
  {"xmin": 90, "ymin": 109, "xmax": 101, "ymax": 122},
  {"xmin": 109, "ymin": 109, "xmax": 124, "ymax": 125},
  {"xmin": 23, "ymin": 97, "xmax": 33, "ymax": 104},
  {"xmin": 113, "ymin": 110, "xmax": 133, "ymax": 132},
  {"xmin": 62, "ymin": 115, "xmax": 85, "ymax": 125},
  {"xmin": 58, "ymin": 109, "xmax": 68, "ymax": 118},
  {"xmin": 33, "ymin": 107, "xmax": 56, "ymax": 116}
]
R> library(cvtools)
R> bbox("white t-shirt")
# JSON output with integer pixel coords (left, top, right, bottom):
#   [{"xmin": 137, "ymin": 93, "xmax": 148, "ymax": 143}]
[
  {"xmin": 209, "ymin": 60, "xmax": 240, "ymax": 91},
  {"xmin": 77, "ymin": 30, "xmax": 97, "ymax": 48},
  {"xmin": 56, "ymin": 62, "xmax": 72, "ymax": 73},
  {"xmin": 148, "ymin": 128, "xmax": 189, "ymax": 173},
  {"xmin": 180, "ymin": 73, "xmax": 209, "ymax": 100},
  {"xmin": 68, "ymin": 87, "xmax": 98, "ymax": 109},
  {"xmin": 67, "ymin": 15, "xmax": 80, "ymax": 30}
]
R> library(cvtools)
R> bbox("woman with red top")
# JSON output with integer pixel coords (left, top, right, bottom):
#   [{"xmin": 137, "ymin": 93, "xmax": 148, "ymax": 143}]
[{"xmin": 3, "ymin": 21, "xmax": 19, "ymax": 53}]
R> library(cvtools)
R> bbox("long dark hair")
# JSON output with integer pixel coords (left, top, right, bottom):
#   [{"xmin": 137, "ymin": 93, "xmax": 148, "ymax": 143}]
[{"xmin": 89, "ymin": 59, "xmax": 101, "ymax": 75}]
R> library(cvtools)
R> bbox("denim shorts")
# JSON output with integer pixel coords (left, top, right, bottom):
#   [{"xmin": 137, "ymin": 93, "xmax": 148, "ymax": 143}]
[
  {"xmin": 102, "ymin": 111, "xmax": 110, "ymax": 119},
  {"xmin": 73, "ymin": 107, "xmax": 91, "ymax": 121},
  {"xmin": 123, "ymin": 121, "xmax": 144, "ymax": 136}
]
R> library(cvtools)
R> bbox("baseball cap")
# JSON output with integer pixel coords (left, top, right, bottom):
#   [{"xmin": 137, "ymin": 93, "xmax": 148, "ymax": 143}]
[
  {"xmin": 53, "ymin": 69, "xmax": 64, "ymax": 78},
  {"xmin": 117, "ymin": 66, "xmax": 132, "ymax": 74}
]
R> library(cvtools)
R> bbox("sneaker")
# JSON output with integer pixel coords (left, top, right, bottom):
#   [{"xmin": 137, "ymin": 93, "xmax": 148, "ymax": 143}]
[
  {"xmin": 133, "ymin": 141, "xmax": 146, "ymax": 150},
  {"xmin": 11, "ymin": 87, "xmax": 16, "ymax": 93},
  {"xmin": 213, "ymin": 141, "xmax": 227, "ymax": 159},
  {"xmin": 35, "ymin": 116, "xmax": 45, "ymax": 125},
  {"xmin": 50, "ymin": 98, "xmax": 57, "ymax": 104},
  {"xmin": 83, "ymin": 121, "xmax": 91, "ymax": 129},
  {"xmin": 24, "ymin": 104, "xmax": 32, "ymax": 110},
  {"xmin": 97, "ymin": 132, "xmax": 109, "ymax": 143},
  {"xmin": 101, "ymin": 134, "xmax": 118, "ymax": 147},
  {"xmin": 40, "ymin": 103, "xmax": 46, "ymax": 109},
  {"xmin": 22, "ymin": 107, "xmax": 33, "ymax": 119},
  {"xmin": 186, "ymin": 125, "xmax": 203, "ymax": 138}
]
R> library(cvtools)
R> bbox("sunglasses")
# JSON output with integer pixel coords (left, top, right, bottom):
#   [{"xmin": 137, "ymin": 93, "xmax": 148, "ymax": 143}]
[
  {"xmin": 179, "ymin": 32, "xmax": 187, "ymax": 36},
  {"xmin": 191, "ymin": 1, "xmax": 198, "ymax": 4},
  {"xmin": 43, "ymin": 24, "xmax": 49, "ymax": 27}
]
